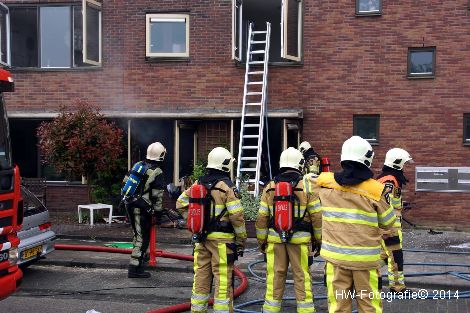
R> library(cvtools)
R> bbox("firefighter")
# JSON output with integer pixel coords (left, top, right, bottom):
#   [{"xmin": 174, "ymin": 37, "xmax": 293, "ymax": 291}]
[
  {"xmin": 377, "ymin": 148, "xmax": 413, "ymax": 293},
  {"xmin": 299, "ymin": 141, "xmax": 321, "ymax": 176},
  {"xmin": 256, "ymin": 147, "xmax": 321, "ymax": 313},
  {"xmin": 304, "ymin": 136, "xmax": 396, "ymax": 313},
  {"xmin": 176, "ymin": 147, "xmax": 246, "ymax": 313},
  {"xmin": 124, "ymin": 142, "xmax": 166, "ymax": 278}
]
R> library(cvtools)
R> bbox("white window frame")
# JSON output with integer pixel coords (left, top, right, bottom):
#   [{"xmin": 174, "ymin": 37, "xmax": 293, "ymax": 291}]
[
  {"xmin": 281, "ymin": 0, "xmax": 302, "ymax": 62},
  {"xmin": 0, "ymin": 2, "xmax": 10, "ymax": 67},
  {"xmin": 146, "ymin": 13, "xmax": 190, "ymax": 58},
  {"xmin": 232, "ymin": 0, "xmax": 242, "ymax": 61},
  {"xmin": 82, "ymin": 0, "xmax": 102, "ymax": 66},
  {"xmin": 356, "ymin": 0, "xmax": 382, "ymax": 16}
]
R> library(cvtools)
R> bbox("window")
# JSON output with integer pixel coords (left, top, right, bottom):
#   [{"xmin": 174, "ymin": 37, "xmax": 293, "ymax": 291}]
[
  {"xmin": 353, "ymin": 115, "xmax": 379, "ymax": 144},
  {"xmin": 232, "ymin": 0, "xmax": 303, "ymax": 64},
  {"xmin": 8, "ymin": 0, "xmax": 102, "ymax": 69},
  {"xmin": 146, "ymin": 14, "xmax": 189, "ymax": 58},
  {"xmin": 408, "ymin": 47, "xmax": 436, "ymax": 78},
  {"xmin": 464, "ymin": 114, "xmax": 470, "ymax": 144},
  {"xmin": 0, "ymin": 3, "xmax": 9, "ymax": 66},
  {"xmin": 356, "ymin": 0, "xmax": 382, "ymax": 16}
]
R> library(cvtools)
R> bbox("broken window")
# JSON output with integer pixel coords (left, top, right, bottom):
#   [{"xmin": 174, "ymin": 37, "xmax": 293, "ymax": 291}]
[
  {"xmin": 8, "ymin": 2, "xmax": 102, "ymax": 69},
  {"xmin": 146, "ymin": 14, "xmax": 189, "ymax": 58},
  {"xmin": 232, "ymin": 0, "xmax": 303, "ymax": 64}
]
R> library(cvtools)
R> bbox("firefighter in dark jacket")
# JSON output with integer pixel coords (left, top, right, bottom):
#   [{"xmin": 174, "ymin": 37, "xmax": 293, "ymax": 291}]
[
  {"xmin": 176, "ymin": 147, "xmax": 246, "ymax": 313},
  {"xmin": 377, "ymin": 148, "xmax": 413, "ymax": 293},
  {"xmin": 299, "ymin": 141, "xmax": 321, "ymax": 176},
  {"xmin": 256, "ymin": 147, "xmax": 321, "ymax": 313},
  {"xmin": 124, "ymin": 142, "xmax": 166, "ymax": 278}
]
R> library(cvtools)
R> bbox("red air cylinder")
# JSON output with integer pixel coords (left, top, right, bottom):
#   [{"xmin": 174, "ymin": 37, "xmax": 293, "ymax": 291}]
[
  {"xmin": 187, "ymin": 185, "xmax": 207, "ymax": 234},
  {"xmin": 274, "ymin": 182, "xmax": 293, "ymax": 233},
  {"xmin": 321, "ymin": 157, "xmax": 331, "ymax": 172}
]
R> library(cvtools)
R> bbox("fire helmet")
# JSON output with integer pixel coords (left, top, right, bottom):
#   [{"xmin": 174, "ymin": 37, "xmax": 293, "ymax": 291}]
[
  {"xmin": 298, "ymin": 141, "xmax": 312, "ymax": 155},
  {"xmin": 207, "ymin": 147, "xmax": 234, "ymax": 173},
  {"xmin": 384, "ymin": 148, "xmax": 413, "ymax": 170},
  {"xmin": 341, "ymin": 136, "xmax": 374, "ymax": 168},
  {"xmin": 280, "ymin": 147, "xmax": 305, "ymax": 172},
  {"xmin": 147, "ymin": 142, "xmax": 166, "ymax": 161}
]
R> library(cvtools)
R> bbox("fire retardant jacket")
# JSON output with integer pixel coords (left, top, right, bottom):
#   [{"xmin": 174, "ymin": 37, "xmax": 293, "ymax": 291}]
[
  {"xmin": 256, "ymin": 173, "xmax": 322, "ymax": 246},
  {"xmin": 176, "ymin": 175, "xmax": 247, "ymax": 248},
  {"xmin": 377, "ymin": 175, "xmax": 402, "ymax": 238},
  {"xmin": 304, "ymin": 172, "xmax": 396, "ymax": 270}
]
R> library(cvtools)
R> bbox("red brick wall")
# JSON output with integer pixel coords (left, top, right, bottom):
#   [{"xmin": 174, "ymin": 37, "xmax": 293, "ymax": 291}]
[
  {"xmin": 45, "ymin": 184, "xmax": 90, "ymax": 215},
  {"xmin": 5, "ymin": 0, "xmax": 470, "ymax": 228}
]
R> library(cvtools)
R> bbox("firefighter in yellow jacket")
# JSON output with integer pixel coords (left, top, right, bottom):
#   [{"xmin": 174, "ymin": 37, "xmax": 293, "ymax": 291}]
[
  {"xmin": 176, "ymin": 147, "xmax": 246, "ymax": 313},
  {"xmin": 304, "ymin": 136, "xmax": 396, "ymax": 313},
  {"xmin": 256, "ymin": 147, "xmax": 322, "ymax": 313},
  {"xmin": 299, "ymin": 141, "xmax": 321, "ymax": 176},
  {"xmin": 377, "ymin": 148, "xmax": 413, "ymax": 293}
]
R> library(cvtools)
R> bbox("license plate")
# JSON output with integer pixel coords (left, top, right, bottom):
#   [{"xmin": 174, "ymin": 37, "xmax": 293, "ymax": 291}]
[{"xmin": 22, "ymin": 245, "xmax": 43, "ymax": 260}]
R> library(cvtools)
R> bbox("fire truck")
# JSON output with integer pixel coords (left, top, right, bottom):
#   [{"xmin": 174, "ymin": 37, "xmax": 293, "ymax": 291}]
[{"xmin": 0, "ymin": 69, "xmax": 23, "ymax": 299}]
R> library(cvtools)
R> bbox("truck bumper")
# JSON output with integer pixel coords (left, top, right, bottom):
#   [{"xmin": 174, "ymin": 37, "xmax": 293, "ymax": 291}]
[{"xmin": 0, "ymin": 267, "xmax": 23, "ymax": 300}]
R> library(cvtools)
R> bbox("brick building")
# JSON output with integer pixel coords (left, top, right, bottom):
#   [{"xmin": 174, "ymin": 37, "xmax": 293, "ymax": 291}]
[{"xmin": 2, "ymin": 0, "xmax": 470, "ymax": 229}]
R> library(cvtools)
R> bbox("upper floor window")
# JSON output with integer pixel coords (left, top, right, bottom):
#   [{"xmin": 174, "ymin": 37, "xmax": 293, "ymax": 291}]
[
  {"xmin": 353, "ymin": 115, "xmax": 380, "ymax": 144},
  {"xmin": 356, "ymin": 0, "xmax": 382, "ymax": 16},
  {"xmin": 0, "ymin": 3, "xmax": 9, "ymax": 66},
  {"xmin": 6, "ymin": 0, "xmax": 102, "ymax": 69},
  {"xmin": 464, "ymin": 114, "xmax": 470, "ymax": 144},
  {"xmin": 232, "ymin": 0, "xmax": 303, "ymax": 64},
  {"xmin": 407, "ymin": 47, "xmax": 436, "ymax": 78},
  {"xmin": 146, "ymin": 14, "xmax": 189, "ymax": 58}
]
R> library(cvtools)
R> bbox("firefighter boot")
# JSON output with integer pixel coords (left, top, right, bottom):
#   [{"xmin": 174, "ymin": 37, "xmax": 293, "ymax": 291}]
[{"xmin": 128, "ymin": 265, "xmax": 151, "ymax": 278}]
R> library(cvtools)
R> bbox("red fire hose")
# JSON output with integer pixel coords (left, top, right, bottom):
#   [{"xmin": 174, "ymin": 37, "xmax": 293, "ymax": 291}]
[{"xmin": 54, "ymin": 244, "xmax": 249, "ymax": 313}]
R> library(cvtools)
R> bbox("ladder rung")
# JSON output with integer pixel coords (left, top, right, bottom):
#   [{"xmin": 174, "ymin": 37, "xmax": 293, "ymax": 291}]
[
  {"xmin": 240, "ymin": 168, "xmax": 257, "ymax": 172},
  {"xmin": 241, "ymin": 157, "xmax": 258, "ymax": 161},
  {"xmin": 246, "ymin": 102, "xmax": 261, "ymax": 106},
  {"xmin": 247, "ymin": 179, "xmax": 257, "ymax": 184},
  {"xmin": 246, "ymin": 92, "xmax": 262, "ymax": 95},
  {"xmin": 248, "ymin": 71, "xmax": 264, "ymax": 75},
  {"xmin": 247, "ymin": 82, "xmax": 263, "ymax": 85},
  {"xmin": 250, "ymin": 50, "xmax": 265, "ymax": 54},
  {"xmin": 249, "ymin": 61, "xmax": 265, "ymax": 65},
  {"xmin": 244, "ymin": 124, "xmax": 260, "ymax": 127},
  {"xmin": 245, "ymin": 113, "xmax": 261, "ymax": 117},
  {"xmin": 251, "ymin": 41, "xmax": 266, "ymax": 44},
  {"xmin": 252, "ymin": 31, "xmax": 267, "ymax": 34},
  {"xmin": 242, "ymin": 146, "xmax": 258, "ymax": 149},
  {"xmin": 243, "ymin": 135, "xmax": 259, "ymax": 138}
]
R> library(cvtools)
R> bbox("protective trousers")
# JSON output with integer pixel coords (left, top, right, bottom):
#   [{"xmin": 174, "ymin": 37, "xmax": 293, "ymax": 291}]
[
  {"xmin": 191, "ymin": 240, "xmax": 235, "ymax": 313},
  {"xmin": 128, "ymin": 206, "xmax": 151, "ymax": 267},
  {"xmin": 385, "ymin": 231, "xmax": 405, "ymax": 292},
  {"xmin": 325, "ymin": 262, "xmax": 382, "ymax": 313},
  {"xmin": 263, "ymin": 242, "xmax": 316, "ymax": 313}
]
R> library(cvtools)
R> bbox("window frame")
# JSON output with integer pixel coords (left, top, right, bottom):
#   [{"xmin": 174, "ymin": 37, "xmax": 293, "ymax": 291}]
[
  {"xmin": 463, "ymin": 114, "xmax": 470, "ymax": 145},
  {"xmin": 281, "ymin": 0, "xmax": 303, "ymax": 62},
  {"xmin": 407, "ymin": 47, "xmax": 436, "ymax": 79},
  {"xmin": 231, "ymin": 0, "xmax": 242, "ymax": 61},
  {"xmin": 356, "ymin": 0, "xmax": 382, "ymax": 17},
  {"xmin": 0, "ymin": 2, "xmax": 10, "ymax": 67},
  {"xmin": 353, "ymin": 114, "xmax": 380, "ymax": 144},
  {"xmin": 82, "ymin": 0, "xmax": 102, "ymax": 66},
  {"xmin": 145, "ymin": 13, "xmax": 190, "ymax": 59}
]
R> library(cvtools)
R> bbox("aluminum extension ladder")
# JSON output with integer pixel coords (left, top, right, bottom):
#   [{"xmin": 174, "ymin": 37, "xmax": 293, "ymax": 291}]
[{"xmin": 236, "ymin": 22, "xmax": 272, "ymax": 197}]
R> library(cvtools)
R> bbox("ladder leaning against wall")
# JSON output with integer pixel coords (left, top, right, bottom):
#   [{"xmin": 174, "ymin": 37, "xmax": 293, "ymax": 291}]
[{"xmin": 236, "ymin": 22, "xmax": 272, "ymax": 197}]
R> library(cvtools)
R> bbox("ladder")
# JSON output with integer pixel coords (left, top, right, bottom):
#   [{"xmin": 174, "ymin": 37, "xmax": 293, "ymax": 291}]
[{"xmin": 236, "ymin": 22, "xmax": 271, "ymax": 197}]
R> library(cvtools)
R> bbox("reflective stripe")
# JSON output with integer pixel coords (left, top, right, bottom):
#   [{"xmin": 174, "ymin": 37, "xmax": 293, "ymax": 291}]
[
  {"xmin": 177, "ymin": 192, "xmax": 189, "ymax": 205},
  {"xmin": 378, "ymin": 205, "xmax": 396, "ymax": 226},
  {"xmin": 307, "ymin": 200, "xmax": 321, "ymax": 214},
  {"xmin": 217, "ymin": 242, "xmax": 228, "ymax": 300},
  {"xmin": 321, "ymin": 241, "xmax": 382, "ymax": 262},
  {"xmin": 313, "ymin": 228, "xmax": 321, "ymax": 240},
  {"xmin": 256, "ymin": 227, "xmax": 268, "ymax": 240},
  {"xmin": 191, "ymin": 293, "xmax": 210, "ymax": 301},
  {"xmin": 233, "ymin": 225, "xmax": 246, "ymax": 235},
  {"xmin": 323, "ymin": 210, "xmax": 378, "ymax": 227},
  {"xmin": 191, "ymin": 303, "xmax": 208, "ymax": 312},
  {"xmin": 259, "ymin": 203, "xmax": 270, "ymax": 215},
  {"xmin": 369, "ymin": 268, "xmax": 383, "ymax": 313},
  {"xmin": 326, "ymin": 262, "xmax": 337, "ymax": 312},
  {"xmin": 207, "ymin": 232, "xmax": 235, "ymax": 239},
  {"xmin": 264, "ymin": 243, "xmax": 279, "ymax": 313},
  {"xmin": 213, "ymin": 298, "xmax": 230, "ymax": 313},
  {"xmin": 226, "ymin": 200, "xmax": 243, "ymax": 214},
  {"xmin": 214, "ymin": 205, "xmax": 226, "ymax": 216},
  {"xmin": 300, "ymin": 244, "xmax": 314, "ymax": 304},
  {"xmin": 263, "ymin": 298, "xmax": 282, "ymax": 313}
]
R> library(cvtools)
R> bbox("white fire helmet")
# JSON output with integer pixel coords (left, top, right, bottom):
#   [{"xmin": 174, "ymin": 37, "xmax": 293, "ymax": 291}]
[
  {"xmin": 384, "ymin": 148, "xmax": 413, "ymax": 170},
  {"xmin": 298, "ymin": 141, "xmax": 312, "ymax": 155},
  {"xmin": 147, "ymin": 142, "xmax": 166, "ymax": 161},
  {"xmin": 280, "ymin": 147, "xmax": 305, "ymax": 172},
  {"xmin": 340, "ymin": 136, "xmax": 374, "ymax": 168},
  {"xmin": 207, "ymin": 147, "xmax": 235, "ymax": 173}
]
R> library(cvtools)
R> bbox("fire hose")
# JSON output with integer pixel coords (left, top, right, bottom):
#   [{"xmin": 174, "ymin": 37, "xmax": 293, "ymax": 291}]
[{"xmin": 54, "ymin": 244, "xmax": 248, "ymax": 313}]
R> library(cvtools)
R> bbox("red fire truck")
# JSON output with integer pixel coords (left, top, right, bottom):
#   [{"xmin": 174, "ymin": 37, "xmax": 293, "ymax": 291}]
[{"xmin": 0, "ymin": 69, "xmax": 23, "ymax": 299}]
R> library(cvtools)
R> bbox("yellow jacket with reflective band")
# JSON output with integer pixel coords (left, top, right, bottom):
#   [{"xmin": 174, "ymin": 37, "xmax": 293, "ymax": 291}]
[
  {"xmin": 255, "ymin": 178, "xmax": 322, "ymax": 246},
  {"xmin": 304, "ymin": 172, "xmax": 396, "ymax": 270},
  {"xmin": 176, "ymin": 179, "xmax": 247, "ymax": 247},
  {"xmin": 377, "ymin": 175, "xmax": 403, "ymax": 236}
]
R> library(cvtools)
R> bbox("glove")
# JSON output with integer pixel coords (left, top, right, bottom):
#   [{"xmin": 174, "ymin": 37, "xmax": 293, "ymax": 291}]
[
  {"xmin": 236, "ymin": 245, "xmax": 244, "ymax": 258},
  {"xmin": 312, "ymin": 241, "xmax": 321, "ymax": 258}
]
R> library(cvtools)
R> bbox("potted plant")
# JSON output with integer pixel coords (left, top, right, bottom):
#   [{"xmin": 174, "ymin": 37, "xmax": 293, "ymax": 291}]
[{"xmin": 238, "ymin": 175, "xmax": 261, "ymax": 238}]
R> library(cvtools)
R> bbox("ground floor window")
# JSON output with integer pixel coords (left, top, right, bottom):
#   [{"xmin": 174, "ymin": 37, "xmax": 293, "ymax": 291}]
[{"xmin": 353, "ymin": 114, "xmax": 379, "ymax": 144}]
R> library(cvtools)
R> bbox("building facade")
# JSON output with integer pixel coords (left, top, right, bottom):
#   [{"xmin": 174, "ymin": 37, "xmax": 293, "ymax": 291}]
[{"xmin": 2, "ymin": 0, "xmax": 470, "ymax": 229}]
